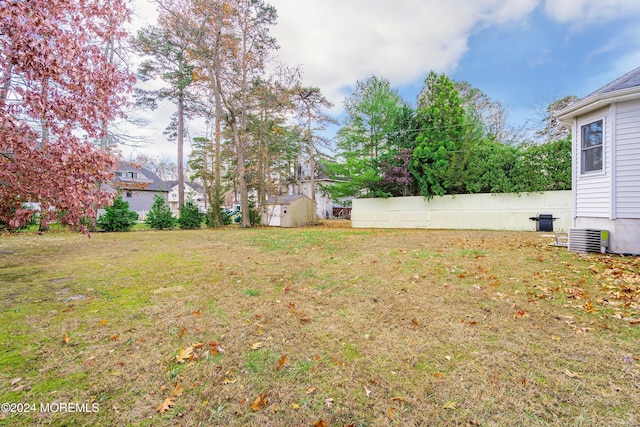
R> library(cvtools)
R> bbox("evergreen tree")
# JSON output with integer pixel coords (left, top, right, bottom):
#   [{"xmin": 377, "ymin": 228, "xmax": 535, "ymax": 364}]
[
  {"xmin": 411, "ymin": 71, "xmax": 467, "ymax": 197},
  {"xmin": 178, "ymin": 200, "xmax": 204, "ymax": 229},
  {"xmin": 145, "ymin": 195, "xmax": 175, "ymax": 230},
  {"xmin": 324, "ymin": 76, "xmax": 403, "ymax": 202},
  {"xmin": 97, "ymin": 197, "xmax": 139, "ymax": 232}
]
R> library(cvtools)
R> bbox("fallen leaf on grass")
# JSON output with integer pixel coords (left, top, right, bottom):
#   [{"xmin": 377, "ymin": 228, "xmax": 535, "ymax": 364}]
[
  {"xmin": 291, "ymin": 403, "xmax": 299, "ymax": 410},
  {"xmin": 582, "ymin": 301, "xmax": 598, "ymax": 313},
  {"xmin": 364, "ymin": 386, "xmax": 372, "ymax": 397},
  {"xmin": 306, "ymin": 387, "xmax": 316, "ymax": 395},
  {"xmin": 325, "ymin": 398, "xmax": 334, "ymax": 408},
  {"xmin": 514, "ymin": 309, "xmax": 528, "ymax": 318},
  {"xmin": 443, "ymin": 401, "xmax": 457, "ymax": 409},
  {"xmin": 251, "ymin": 342, "xmax": 264, "ymax": 350},
  {"xmin": 170, "ymin": 382, "xmax": 184, "ymax": 398},
  {"xmin": 10, "ymin": 378, "xmax": 21, "ymax": 386},
  {"xmin": 222, "ymin": 377, "xmax": 238, "ymax": 385},
  {"xmin": 564, "ymin": 369, "xmax": 582, "ymax": 379},
  {"xmin": 276, "ymin": 355, "xmax": 287, "ymax": 371},
  {"xmin": 209, "ymin": 341, "xmax": 225, "ymax": 355},
  {"xmin": 176, "ymin": 347, "xmax": 194, "ymax": 363},
  {"xmin": 314, "ymin": 420, "xmax": 327, "ymax": 427},
  {"xmin": 251, "ymin": 393, "xmax": 267, "ymax": 411},
  {"xmin": 100, "ymin": 319, "xmax": 108, "ymax": 326},
  {"xmin": 110, "ymin": 334, "xmax": 120, "ymax": 341},
  {"xmin": 63, "ymin": 334, "xmax": 71, "ymax": 344},
  {"xmin": 156, "ymin": 397, "xmax": 175, "ymax": 414}
]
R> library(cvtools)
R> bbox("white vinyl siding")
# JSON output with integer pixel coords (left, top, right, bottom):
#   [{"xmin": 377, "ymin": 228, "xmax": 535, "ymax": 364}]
[
  {"xmin": 615, "ymin": 100, "xmax": 640, "ymax": 218},
  {"xmin": 575, "ymin": 109, "xmax": 610, "ymax": 217}
]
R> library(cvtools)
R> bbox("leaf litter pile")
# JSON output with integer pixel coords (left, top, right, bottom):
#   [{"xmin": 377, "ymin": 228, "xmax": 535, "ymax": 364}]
[{"xmin": 0, "ymin": 227, "xmax": 638, "ymax": 426}]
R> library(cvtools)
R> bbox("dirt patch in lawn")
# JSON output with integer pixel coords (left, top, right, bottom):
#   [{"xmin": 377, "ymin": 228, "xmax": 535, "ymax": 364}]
[{"xmin": 0, "ymin": 228, "xmax": 638, "ymax": 426}]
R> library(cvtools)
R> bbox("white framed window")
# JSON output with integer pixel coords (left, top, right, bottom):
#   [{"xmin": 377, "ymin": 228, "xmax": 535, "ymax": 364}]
[{"xmin": 581, "ymin": 119, "xmax": 603, "ymax": 174}]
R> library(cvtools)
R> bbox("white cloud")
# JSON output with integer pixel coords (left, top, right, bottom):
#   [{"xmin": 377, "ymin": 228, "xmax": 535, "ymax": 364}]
[
  {"xmin": 270, "ymin": 0, "xmax": 537, "ymax": 108},
  {"xmin": 544, "ymin": 0, "xmax": 640, "ymax": 24}
]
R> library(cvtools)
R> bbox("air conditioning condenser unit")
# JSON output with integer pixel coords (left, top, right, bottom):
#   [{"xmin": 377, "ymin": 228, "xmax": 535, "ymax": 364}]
[{"xmin": 568, "ymin": 229, "xmax": 609, "ymax": 254}]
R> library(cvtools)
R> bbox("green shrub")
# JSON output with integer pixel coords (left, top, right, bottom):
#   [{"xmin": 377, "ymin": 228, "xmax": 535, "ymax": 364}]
[
  {"xmin": 97, "ymin": 196, "xmax": 139, "ymax": 232},
  {"xmin": 178, "ymin": 200, "xmax": 204, "ymax": 229},
  {"xmin": 205, "ymin": 206, "xmax": 231, "ymax": 228},
  {"xmin": 145, "ymin": 195, "xmax": 175, "ymax": 230},
  {"xmin": 249, "ymin": 199, "xmax": 261, "ymax": 226},
  {"xmin": 232, "ymin": 200, "xmax": 261, "ymax": 226}
]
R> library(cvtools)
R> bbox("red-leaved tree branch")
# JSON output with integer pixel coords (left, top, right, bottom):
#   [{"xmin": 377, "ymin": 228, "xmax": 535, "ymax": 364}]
[{"xmin": 0, "ymin": 0, "xmax": 134, "ymax": 231}]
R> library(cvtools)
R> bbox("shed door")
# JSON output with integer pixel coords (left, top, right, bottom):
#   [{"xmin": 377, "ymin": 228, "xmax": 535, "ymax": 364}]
[{"xmin": 268, "ymin": 205, "xmax": 281, "ymax": 226}]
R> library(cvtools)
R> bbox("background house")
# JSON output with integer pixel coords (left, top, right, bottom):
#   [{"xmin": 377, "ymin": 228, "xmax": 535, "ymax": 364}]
[
  {"xmin": 290, "ymin": 160, "xmax": 335, "ymax": 219},
  {"xmin": 165, "ymin": 181, "xmax": 207, "ymax": 216},
  {"xmin": 108, "ymin": 161, "xmax": 168, "ymax": 220},
  {"xmin": 262, "ymin": 194, "xmax": 317, "ymax": 227},
  {"xmin": 558, "ymin": 66, "xmax": 640, "ymax": 254}
]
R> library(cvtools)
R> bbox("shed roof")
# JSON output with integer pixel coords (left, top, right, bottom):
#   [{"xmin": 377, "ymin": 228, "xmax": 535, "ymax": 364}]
[{"xmin": 264, "ymin": 194, "xmax": 310, "ymax": 205}]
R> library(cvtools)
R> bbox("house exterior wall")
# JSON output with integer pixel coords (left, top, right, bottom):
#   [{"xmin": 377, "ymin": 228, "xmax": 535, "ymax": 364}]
[
  {"xmin": 615, "ymin": 99, "xmax": 640, "ymax": 219},
  {"xmin": 168, "ymin": 184, "xmax": 206, "ymax": 216},
  {"xmin": 573, "ymin": 106, "xmax": 611, "ymax": 218},
  {"xmin": 352, "ymin": 191, "xmax": 572, "ymax": 231},
  {"xmin": 575, "ymin": 217, "xmax": 640, "ymax": 255},
  {"xmin": 297, "ymin": 182, "xmax": 333, "ymax": 219},
  {"xmin": 123, "ymin": 191, "xmax": 167, "ymax": 220},
  {"xmin": 569, "ymin": 99, "xmax": 640, "ymax": 254}
]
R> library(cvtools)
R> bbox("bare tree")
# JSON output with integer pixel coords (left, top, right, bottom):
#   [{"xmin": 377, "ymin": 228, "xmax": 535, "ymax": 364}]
[{"xmin": 293, "ymin": 87, "xmax": 335, "ymax": 204}]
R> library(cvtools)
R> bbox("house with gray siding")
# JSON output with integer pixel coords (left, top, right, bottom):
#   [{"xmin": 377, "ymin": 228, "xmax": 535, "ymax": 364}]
[
  {"xmin": 557, "ymin": 66, "xmax": 640, "ymax": 254},
  {"xmin": 108, "ymin": 162, "xmax": 169, "ymax": 220}
]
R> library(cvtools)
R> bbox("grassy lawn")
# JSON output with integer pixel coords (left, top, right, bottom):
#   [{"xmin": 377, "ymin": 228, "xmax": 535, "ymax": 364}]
[{"xmin": 0, "ymin": 225, "xmax": 638, "ymax": 426}]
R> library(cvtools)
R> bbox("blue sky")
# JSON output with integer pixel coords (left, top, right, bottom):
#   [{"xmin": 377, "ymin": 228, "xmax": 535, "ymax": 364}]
[
  {"xmin": 128, "ymin": 0, "xmax": 640, "ymax": 160},
  {"xmin": 447, "ymin": 5, "xmax": 640, "ymax": 133}
]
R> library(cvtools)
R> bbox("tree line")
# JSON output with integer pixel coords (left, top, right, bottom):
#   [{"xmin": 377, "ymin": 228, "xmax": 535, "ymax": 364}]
[
  {"xmin": 1, "ymin": 0, "xmax": 573, "ymax": 231},
  {"xmin": 131, "ymin": 0, "xmax": 336, "ymax": 228},
  {"xmin": 323, "ymin": 73, "xmax": 572, "ymax": 203}
]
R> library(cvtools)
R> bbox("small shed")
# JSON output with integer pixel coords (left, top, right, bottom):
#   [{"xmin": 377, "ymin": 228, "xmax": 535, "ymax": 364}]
[
  {"xmin": 557, "ymin": 66, "xmax": 640, "ymax": 254},
  {"xmin": 262, "ymin": 194, "xmax": 317, "ymax": 227}
]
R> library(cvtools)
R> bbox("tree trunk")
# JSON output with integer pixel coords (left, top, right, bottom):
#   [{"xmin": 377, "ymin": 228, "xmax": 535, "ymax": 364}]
[
  {"xmin": 177, "ymin": 94, "xmax": 185, "ymax": 215},
  {"xmin": 307, "ymin": 113, "xmax": 316, "ymax": 211}
]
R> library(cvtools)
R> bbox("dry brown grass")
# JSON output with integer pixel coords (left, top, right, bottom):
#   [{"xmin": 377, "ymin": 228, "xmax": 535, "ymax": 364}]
[{"xmin": 0, "ymin": 226, "xmax": 638, "ymax": 426}]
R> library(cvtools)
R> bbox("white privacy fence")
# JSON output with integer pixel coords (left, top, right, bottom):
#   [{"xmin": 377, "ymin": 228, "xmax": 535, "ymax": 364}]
[{"xmin": 352, "ymin": 191, "xmax": 572, "ymax": 231}]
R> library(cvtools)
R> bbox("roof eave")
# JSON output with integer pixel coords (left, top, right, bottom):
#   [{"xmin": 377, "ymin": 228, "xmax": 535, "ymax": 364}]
[{"xmin": 557, "ymin": 87, "xmax": 640, "ymax": 125}]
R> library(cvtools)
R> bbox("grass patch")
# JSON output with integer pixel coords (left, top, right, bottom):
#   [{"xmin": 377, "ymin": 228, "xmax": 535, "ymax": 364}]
[{"xmin": 0, "ymin": 228, "xmax": 638, "ymax": 426}]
